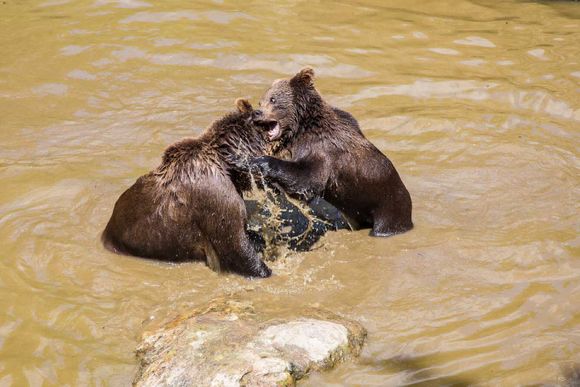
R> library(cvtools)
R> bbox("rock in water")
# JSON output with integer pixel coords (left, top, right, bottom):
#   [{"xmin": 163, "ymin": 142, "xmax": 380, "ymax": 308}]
[
  {"xmin": 245, "ymin": 189, "xmax": 351, "ymax": 254},
  {"xmin": 133, "ymin": 299, "xmax": 366, "ymax": 386}
]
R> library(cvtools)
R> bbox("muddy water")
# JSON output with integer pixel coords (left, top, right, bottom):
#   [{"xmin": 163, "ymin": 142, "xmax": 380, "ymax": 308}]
[{"xmin": 1, "ymin": 0, "xmax": 579, "ymax": 385}]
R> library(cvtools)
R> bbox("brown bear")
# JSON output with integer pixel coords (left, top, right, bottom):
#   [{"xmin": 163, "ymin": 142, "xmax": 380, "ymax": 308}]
[
  {"xmin": 102, "ymin": 99, "xmax": 276, "ymax": 278},
  {"xmin": 251, "ymin": 67, "xmax": 413, "ymax": 237}
]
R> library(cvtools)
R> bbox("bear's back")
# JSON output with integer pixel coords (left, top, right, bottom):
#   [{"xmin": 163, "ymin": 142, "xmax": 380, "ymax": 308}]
[
  {"xmin": 156, "ymin": 136, "xmax": 225, "ymax": 183},
  {"xmin": 332, "ymin": 106, "xmax": 362, "ymax": 134}
]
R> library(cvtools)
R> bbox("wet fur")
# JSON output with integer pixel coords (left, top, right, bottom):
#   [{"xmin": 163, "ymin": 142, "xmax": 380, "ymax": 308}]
[
  {"xmin": 102, "ymin": 99, "xmax": 272, "ymax": 278},
  {"xmin": 252, "ymin": 67, "xmax": 413, "ymax": 236}
]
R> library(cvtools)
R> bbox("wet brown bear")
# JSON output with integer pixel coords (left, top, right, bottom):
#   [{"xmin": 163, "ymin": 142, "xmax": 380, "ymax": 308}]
[
  {"xmin": 251, "ymin": 67, "xmax": 413, "ymax": 236},
  {"xmin": 102, "ymin": 99, "xmax": 275, "ymax": 278}
]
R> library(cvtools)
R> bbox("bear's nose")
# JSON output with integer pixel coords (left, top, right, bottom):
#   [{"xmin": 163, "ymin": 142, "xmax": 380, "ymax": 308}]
[{"xmin": 252, "ymin": 110, "xmax": 264, "ymax": 121}]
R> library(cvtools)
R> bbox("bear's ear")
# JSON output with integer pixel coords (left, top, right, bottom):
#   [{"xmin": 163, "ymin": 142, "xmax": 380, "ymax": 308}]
[
  {"xmin": 235, "ymin": 98, "xmax": 253, "ymax": 113},
  {"xmin": 290, "ymin": 66, "xmax": 315, "ymax": 87}
]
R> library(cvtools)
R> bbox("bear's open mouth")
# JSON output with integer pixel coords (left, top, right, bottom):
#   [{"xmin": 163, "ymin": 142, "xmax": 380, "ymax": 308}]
[
  {"xmin": 256, "ymin": 120, "xmax": 281, "ymax": 141},
  {"xmin": 266, "ymin": 122, "xmax": 281, "ymax": 141}
]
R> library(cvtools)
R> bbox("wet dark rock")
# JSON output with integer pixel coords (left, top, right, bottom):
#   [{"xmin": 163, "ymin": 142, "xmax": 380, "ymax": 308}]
[
  {"xmin": 246, "ymin": 188, "xmax": 351, "ymax": 254},
  {"xmin": 133, "ymin": 298, "xmax": 366, "ymax": 386}
]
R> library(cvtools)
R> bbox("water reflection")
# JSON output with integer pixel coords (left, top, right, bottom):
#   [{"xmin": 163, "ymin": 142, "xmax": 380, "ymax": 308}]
[{"xmin": 0, "ymin": 0, "xmax": 579, "ymax": 385}]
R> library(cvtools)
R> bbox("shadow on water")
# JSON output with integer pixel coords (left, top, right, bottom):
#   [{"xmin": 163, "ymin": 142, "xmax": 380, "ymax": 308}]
[
  {"xmin": 517, "ymin": 0, "xmax": 580, "ymax": 18},
  {"xmin": 561, "ymin": 366, "xmax": 580, "ymax": 387},
  {"xmin": 360, "ymin": 357, "xmax": 580, "ymax": 386},
  {"xmin": 360, "ymin": 356, "xmax": 473, "ymax": 386}
]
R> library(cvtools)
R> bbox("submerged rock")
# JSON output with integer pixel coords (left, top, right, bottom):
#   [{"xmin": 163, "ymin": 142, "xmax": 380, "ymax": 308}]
[
  {"xmin": 133, "ymin": 299, "xmax": 366, "ymax": 386},
  {"xmin": 245, "ymin": 189, "xmax": 351, "ymax": 255}
]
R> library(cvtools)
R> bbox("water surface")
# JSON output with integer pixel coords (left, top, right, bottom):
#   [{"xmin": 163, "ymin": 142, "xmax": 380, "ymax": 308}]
[{"xmin": 0, "ymin": 0, "xmax": 579, "ymax": 385}]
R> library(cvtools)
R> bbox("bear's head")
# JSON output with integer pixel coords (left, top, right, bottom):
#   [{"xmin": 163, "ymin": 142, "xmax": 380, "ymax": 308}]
[
  {"xmin": 254, "ymin": 67, "xmax": 323, "ymax": 143},
  {"xmin": 219, "ymin": 98, "xmax": 279, "ymax": 170},
  {"xmin": 234, "ymin": 98, "xmax": 278, "ymax": 138}
]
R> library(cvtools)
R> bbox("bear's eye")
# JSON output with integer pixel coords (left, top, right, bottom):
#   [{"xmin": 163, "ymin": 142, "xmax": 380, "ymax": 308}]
[{"xmin": 269, "ymin": 97, "xmax": 276, "ymax": 104}]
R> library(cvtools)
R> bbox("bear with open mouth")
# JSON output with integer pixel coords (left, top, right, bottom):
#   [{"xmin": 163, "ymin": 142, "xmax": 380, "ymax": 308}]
[
  {"xmin": 102, "ymin": 97, "xmax": 350, "ymax": 278},
  {"xmin": 251, "ymin": 67, "xmax": 413, "ymax": 237}
]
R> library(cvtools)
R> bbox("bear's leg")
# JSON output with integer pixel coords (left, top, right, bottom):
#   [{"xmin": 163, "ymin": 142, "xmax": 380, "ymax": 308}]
[
  {"xmin": 370, "ymin": 219, "xmax": 398, "ymax": 237},
  {"xmin": 250, "ymin": 155, "xmax": 328, "ymax": 202},
  {"xmin": 202, "ymin": 221, "xmax": 272, "ymax": 277},
  {"xmin": 207, "ymin": 231, "xmax": 271, "ymax": 278},
  {"xmin": 371, "ymin": 184, "xmax": 413, "ymax": 237},
  {"xmin": 371, "ymin": 208, "xmax": 413, "ymax": 237},
  {"xmin": 198, "ymin": 186, "xmax": 272, "ymax": 278}
]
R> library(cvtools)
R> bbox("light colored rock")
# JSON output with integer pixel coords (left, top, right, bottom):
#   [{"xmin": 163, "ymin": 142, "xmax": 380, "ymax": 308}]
[
  {"xmin": 257, "ymin": 320, "xmax": 349, "ymax": 363},
  {"xmin": 133, "ymin": 298, "xmax": 366, "ymax": 386}
]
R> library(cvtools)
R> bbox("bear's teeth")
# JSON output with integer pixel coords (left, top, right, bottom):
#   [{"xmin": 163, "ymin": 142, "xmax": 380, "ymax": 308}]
[{"xmin": 268, "ymin": 123, "xmax": 281, "ymax": 141}]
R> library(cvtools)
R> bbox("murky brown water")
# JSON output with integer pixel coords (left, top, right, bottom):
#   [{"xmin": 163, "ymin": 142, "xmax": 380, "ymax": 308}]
[{"xmin": 1, "ymin": 0, "xmax": 579, "ymax": 385}]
